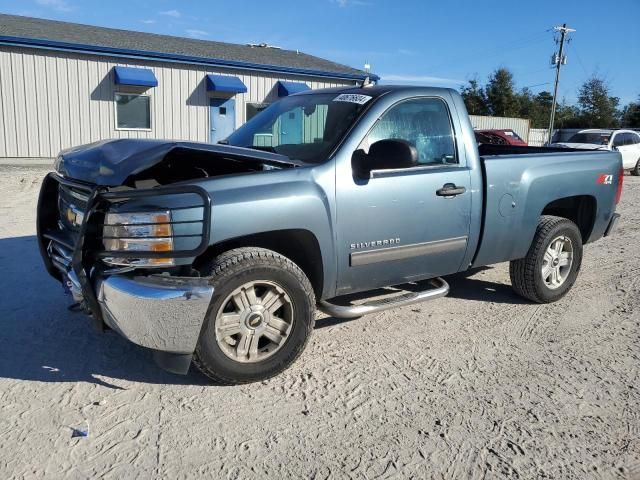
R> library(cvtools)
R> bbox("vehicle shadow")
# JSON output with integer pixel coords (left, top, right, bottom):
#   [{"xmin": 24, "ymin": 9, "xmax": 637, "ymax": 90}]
[
  {"xmin": 315, "ymin": 267, "xmax": 529, "ymax": 329},
  {"xmin": 445, "ymin": 269, "xmax": 530, "ymax": 304},
  {"xmin": 0, "ymin": 235, "xmax": 210, "ymax": 388}
]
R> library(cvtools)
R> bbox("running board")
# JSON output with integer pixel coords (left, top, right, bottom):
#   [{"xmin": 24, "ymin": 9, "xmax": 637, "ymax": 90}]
[{"xmin": 318, "ymin": 277, "xmax": 449, "ymax": 319}]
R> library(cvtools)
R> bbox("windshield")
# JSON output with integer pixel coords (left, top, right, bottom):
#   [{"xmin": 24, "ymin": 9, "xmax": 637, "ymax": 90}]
[
  {"xmin": 567, "ymin": 132, "xmax": 611, "ymax": 145},
  {"xmin": 225, "ymin": 93, "xmax": 373, "ymax": 163}
]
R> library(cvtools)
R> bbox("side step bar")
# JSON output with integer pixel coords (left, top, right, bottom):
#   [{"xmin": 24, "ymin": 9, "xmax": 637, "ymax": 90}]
[{"xmin": 318, "ymin": 277, "xmax": 449, "ymax": 319}]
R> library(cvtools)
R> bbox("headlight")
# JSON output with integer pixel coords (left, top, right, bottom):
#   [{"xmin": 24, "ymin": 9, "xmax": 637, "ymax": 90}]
[{"xmin": 102, "ymin": 211, "xmax": 175, "ymax": 267}]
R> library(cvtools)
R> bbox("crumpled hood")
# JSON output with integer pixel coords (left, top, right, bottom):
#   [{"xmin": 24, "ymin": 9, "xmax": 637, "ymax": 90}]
[
  {"xmin": 55, "ymin": 139, "xmax": 299, "ymax": 186},
  {"xmin": 550, "ymin": 142, "xmax": 610, "ymax": 151}
]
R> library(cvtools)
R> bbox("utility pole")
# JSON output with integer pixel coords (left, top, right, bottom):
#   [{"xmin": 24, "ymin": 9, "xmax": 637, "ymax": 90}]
[{"xmin": 547, "ymin": 24, "xmax": 575, "ymax": 144}]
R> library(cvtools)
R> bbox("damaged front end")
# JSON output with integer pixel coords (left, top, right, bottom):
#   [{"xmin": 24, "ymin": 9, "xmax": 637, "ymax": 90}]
[
  {"xmin": 54, "ymin": 138, "xmax": 299, "ymax": 186},
  {"xmin": 37, "ymin": 171, "xmax": 215, "ymax": 373},
  {"xmin": 38, "ymin": 139, "xmax": 301, "ymax": 372}
]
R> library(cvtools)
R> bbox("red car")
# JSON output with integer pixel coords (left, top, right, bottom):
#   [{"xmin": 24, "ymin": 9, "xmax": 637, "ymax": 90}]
[{"xmin": 476, "ymin": 129, "xmax": 528, "ymax": 146}]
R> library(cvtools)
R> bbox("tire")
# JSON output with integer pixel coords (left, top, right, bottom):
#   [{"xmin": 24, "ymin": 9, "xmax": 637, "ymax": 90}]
[
  {"xmin": 632, "ymin": 159, "xmax": 640, "ymax": 176},
  {"xmin": 509, "ymin": 215, "xmax": 583, "ymax": 304},
  {"xmin": 193, "ymin": 247, "xmax": 315, "ymax": 385}
]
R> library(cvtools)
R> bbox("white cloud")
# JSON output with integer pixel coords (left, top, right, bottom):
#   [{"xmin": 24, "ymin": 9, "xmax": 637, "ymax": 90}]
[
  {"xmin": 381, "ymin": 74, "xmax": 466, "ymax": 86},
  {"xmin": 159, "ymin": 9, "xmax": 181, "ymax": 18},
  {"xmin": 141, "ymin": 19, "xmax": 156, "ymax": 24},
  {"xmin": 36, "ymin": 0, "xmax": 73, "ymax": 12},
  {"xmin": 186, "ymin": 29, "xmax": 209, "ymax": 38}
]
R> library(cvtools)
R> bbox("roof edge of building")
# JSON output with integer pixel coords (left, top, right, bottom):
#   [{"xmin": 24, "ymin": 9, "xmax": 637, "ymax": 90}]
[{"xmin": 0, "ymin": 35, "xmax": 380, "ymax": 82}]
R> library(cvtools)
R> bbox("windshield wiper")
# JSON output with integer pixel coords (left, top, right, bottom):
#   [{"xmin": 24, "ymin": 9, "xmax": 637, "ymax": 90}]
[{"xmin": 244, "ymin": 145, "xmax": 279, "ymax": 153}]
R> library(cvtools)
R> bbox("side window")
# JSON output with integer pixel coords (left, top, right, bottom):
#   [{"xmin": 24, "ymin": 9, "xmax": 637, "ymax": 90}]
[
  {"xmin": 365, "ymin": 98, "xmax": 457, "ymax": 165},
  {"xmin": 624, "ymin": 133, "xmax": 638, "ymax": 145},
  {"xmin": 613, "ymin": 134, "xmax": 626, "ymax": 147},
  {"xmin": 631, "ymin": 133, "xmax": 640, "ymax": 145},
  {"xmin": 115, "ymin": 93, "xmax": 151, "ymax": 130}
]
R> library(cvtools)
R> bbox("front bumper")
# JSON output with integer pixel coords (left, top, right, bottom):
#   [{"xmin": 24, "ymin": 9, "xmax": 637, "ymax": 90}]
[{"xmin": 97, "ymin": 275, "xmax": 214, "ymax": 354}]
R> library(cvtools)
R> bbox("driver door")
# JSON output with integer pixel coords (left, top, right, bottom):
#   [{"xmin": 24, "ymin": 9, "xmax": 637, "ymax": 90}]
[{"xmin": 334, "ymin": 96, "xmax": 472, "ymax": 295}]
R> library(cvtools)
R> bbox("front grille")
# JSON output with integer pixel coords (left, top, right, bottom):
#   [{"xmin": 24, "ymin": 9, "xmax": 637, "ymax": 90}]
[
  {"xmin": 37, "ymin": 174, "xmax": 95, "ymax": 279},
  {"xmin": 58, "ymin": 184, "xmax": 90, "ymax": 235}
]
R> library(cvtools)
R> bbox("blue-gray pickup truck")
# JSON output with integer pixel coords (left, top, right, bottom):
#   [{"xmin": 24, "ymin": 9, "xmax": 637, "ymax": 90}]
[{"xmin": 37, "ymin": 85, "xmax": 623, "ymax": 384}]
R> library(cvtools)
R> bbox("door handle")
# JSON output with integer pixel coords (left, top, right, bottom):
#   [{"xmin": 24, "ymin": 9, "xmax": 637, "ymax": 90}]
[{"xmin": 436, "ymin": 183, "xmax": 466, "ymax": 197}]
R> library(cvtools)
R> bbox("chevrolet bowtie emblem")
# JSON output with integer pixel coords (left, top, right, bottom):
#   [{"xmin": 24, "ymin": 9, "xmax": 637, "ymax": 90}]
[{"xmin": 66, "ymin": 205, "xmax": 84, "ymax": 227}]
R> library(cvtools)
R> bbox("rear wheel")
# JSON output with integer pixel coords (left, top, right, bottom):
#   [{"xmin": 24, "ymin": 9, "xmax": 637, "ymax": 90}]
[
  {"xmin": 510, "ymin": 216, "xmax": 583, "ymax": 303},
  {"xmin": 194, "ymin": 247, "xmax": 315, "ymax": 385},
  {"xmin": 632, "ymin": 159, "xmax": 640, "ymax": 176}
]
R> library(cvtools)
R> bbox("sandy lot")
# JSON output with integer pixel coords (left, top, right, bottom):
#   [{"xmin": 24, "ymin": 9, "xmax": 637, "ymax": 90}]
[{"xmin": 0, "ymin": 166, "xmax": 638, "ymax": 479}]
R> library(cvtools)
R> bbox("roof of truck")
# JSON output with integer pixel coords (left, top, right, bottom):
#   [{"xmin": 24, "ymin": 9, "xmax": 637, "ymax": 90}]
[{"xmin": 294, "ymin": 84, "xmax": 456, "ymax": 97}]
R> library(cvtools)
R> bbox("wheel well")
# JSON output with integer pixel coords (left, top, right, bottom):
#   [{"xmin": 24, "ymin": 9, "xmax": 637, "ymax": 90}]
[
  {"xmin": 541, "ymin": 195, "xmax": 596, "ymax": 241},
  {"xmin": 194, "ymin": 229, "xmax": 324, "ymax": 297}
]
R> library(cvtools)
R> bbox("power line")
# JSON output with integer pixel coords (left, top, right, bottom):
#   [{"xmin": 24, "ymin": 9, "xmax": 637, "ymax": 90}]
[
  {"xmin": 568, "ymin": 42, "xmax": 589, "ymax": 78},
  {"xmin": 523, "ymin": 82, "xmax": 552, "ymax": 89},
  {"xmin": 423, "ymin": 30, "xmax": 550, "ymax": 75},
  {"xmin": 548, "ymin": 24, "xmax": 575, "ymax": 143}
]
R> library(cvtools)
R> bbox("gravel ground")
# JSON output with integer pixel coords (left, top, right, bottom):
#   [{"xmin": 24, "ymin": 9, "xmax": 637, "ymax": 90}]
[{"xmin": 0, "ymin": 166, "xmax": 638, "ymax": 479}]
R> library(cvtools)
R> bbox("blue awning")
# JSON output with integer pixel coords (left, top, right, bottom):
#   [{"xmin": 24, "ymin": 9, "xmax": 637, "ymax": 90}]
[
  {"xmin": 277, "ymin": 81, "xmax": 310, "ymax": 97},
  {"xmin": 112, "ymin": 66, "xmax": 158, "ymax": 87},
  {"xmin": 206, "ymin": 74, "xmax": 247, "ymax": 93}
]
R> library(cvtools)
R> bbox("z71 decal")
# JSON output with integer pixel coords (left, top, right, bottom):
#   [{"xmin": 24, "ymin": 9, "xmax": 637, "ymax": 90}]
[{"xmin": 597, "ymin": 174, "xmax": 613, "ymax": 185}]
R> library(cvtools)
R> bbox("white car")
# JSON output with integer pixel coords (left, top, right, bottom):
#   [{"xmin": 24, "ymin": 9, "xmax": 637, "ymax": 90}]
[{"xmin": 552, "ymin": 129, "xmax": 640, "ymax": 175}]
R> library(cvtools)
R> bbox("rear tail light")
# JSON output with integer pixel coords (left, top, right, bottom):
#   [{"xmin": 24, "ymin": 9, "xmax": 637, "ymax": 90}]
[{"xmin": 615, "ymin": 167, "xmax": 624, "ymax": 204}]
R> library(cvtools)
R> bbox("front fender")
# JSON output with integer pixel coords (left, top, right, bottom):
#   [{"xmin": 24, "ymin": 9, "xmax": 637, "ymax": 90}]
[{"xmin": 199, "ymin": 164, "xmax": 337, "ymax": 297}]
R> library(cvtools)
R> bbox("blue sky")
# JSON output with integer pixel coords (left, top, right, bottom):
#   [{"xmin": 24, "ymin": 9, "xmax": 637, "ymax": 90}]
[{"xmin": 2, "ymin": 0, "xmax": 639, "ymax": 105}]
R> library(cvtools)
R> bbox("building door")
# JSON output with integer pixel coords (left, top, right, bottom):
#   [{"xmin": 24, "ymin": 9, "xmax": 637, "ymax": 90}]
[
  {"xmin": 210, "ymin": 98, "xmax": 236, "ymax": 143},
  {"xmin": 279, "ymin": 107, "xmax": 303, "ymax": 145}
]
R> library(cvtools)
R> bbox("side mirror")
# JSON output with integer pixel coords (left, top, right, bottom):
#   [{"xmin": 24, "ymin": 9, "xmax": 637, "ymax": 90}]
[{"xmin": 352, "ymin": 139, "xmax": 418, "ymax": 178}]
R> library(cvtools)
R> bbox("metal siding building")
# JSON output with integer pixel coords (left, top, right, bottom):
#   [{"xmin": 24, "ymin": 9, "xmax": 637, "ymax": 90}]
[
  {"xmin": 469, "ymin": 115, "xmax": 531, "ymax": 143},
  {"xmin": 0, "ymin": 15, "xmax": 374, "ymax": 161}
]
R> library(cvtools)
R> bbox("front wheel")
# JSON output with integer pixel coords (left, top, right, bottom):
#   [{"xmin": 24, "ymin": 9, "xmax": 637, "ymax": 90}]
[
  {"xmin": 193, "ymin": 247, "xmax": 315, "ymax": 385},
  {"xmin": 510, "ymin": 216, "xmax": 583, "ymax": 303},
  {"xmin": 632, "ymin": 159, "xmax": 640, "ymax": 176}
]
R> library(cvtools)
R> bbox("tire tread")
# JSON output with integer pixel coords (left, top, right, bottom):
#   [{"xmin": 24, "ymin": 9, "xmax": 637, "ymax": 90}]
[
  {"xmin": 510, "ymin": 215, "xmax": 577, "ymax": 303},
  {"xmin": 192, "ymin": 247, "xmax": 315, "ymax": 385}
]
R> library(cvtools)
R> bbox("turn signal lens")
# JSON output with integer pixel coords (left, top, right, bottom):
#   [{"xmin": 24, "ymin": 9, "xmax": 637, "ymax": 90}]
[{"xmin": 102, "ymin": 211, "xmax": 175, "ymax": 267}]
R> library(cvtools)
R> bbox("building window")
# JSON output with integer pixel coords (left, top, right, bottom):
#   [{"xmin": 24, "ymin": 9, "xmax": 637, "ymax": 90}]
[
  {"xmin": 115, "ymin": 93, "xmax": 151, "ymax": 130},
  {"xmin": 246, "ymin": 103, "xmax": 269, "ymax": 122}
]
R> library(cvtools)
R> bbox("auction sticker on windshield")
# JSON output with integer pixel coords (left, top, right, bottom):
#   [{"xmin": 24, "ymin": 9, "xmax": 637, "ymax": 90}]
[{"xmin": 333, "ymin": 94, "xmax": 372, "ymax": 105}]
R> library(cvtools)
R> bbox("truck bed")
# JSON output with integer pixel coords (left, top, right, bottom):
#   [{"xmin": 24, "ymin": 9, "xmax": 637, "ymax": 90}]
[
  {"xmin": 471, "ymin": 147, "xmax": 621, "ymax": 268},
  {"xmin": 477, "ymin": 143, "xmax": 582, "ymax": 156}
]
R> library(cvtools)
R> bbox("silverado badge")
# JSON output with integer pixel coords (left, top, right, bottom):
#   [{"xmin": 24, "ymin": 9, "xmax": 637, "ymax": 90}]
[{"xmin": 350, "ymin": 238, "xmax": 400, "ymax": 250}]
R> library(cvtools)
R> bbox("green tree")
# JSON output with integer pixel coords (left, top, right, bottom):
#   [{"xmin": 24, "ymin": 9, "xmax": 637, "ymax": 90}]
[
  {"xmin": 576, "ymin": 76, "xmax": 620, "ymax": 128},
  {"xmin": 516, "ymin": 87, "xmax": 534, "ymax": 122},
  {"xmin": 460, "ymin": 78, "xmax": 489, "ymax": 115},
  {"xmin": 621, "ymin": 97, "xmax": 640, "ymax": 127},
  {"xmin": 485, "ymin": 68, "xmax": 519, "ymax": 117},
  {"xmin": 555, "ymin": 101, "xmax": 581, "ymax": 128},
  {"xmin": 531, "ymin": 91, "xmax": 554, "ymax": 128}
]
